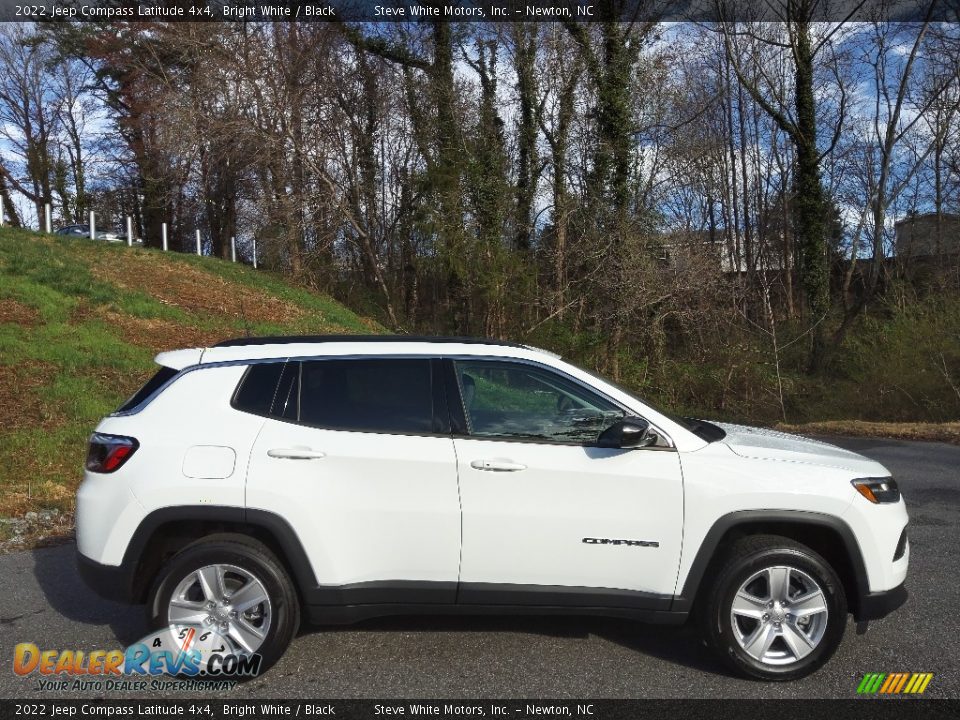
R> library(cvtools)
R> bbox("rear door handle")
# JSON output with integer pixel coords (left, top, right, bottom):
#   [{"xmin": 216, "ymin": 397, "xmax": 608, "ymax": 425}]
[
  {"xmin": 470, "ymin": 459, "xmax": 527, "ymax": 472},
  {"xmin": 267, "ymin": 447, "xmax": 326, "ymax": 460}
]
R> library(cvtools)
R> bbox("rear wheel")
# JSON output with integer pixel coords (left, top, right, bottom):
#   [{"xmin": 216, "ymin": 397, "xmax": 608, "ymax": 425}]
[
  {"xmin": 147, "ymin": 534, "xmax": 300, "ymax": 674},
  {"xmin": 700, "ymin": 535, "xmax": 847, "ymax": 680}
]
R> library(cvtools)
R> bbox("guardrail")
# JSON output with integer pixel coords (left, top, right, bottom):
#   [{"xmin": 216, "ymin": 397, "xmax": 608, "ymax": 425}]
[{"xmin": 1, "ymin": 202, "xmax": 258, "ymax": 269}]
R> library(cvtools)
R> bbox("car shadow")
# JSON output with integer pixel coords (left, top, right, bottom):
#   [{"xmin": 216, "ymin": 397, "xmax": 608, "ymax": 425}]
[
  {"xmin": 34, "ymin": 541, "xmax": 734, "ymax": 678},
  {"xmin": 304, "ymin": 614, "xmax": 734, "ymax": 678},
  {"xmin": 31, "ymin": 541, "xmax": 147, "ymax": 646}
]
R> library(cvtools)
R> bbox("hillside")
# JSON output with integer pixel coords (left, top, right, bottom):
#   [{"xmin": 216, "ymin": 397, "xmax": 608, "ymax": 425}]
[{"xmin": 0, "ymin": 227, "xmax": 379, "ymax": 527}]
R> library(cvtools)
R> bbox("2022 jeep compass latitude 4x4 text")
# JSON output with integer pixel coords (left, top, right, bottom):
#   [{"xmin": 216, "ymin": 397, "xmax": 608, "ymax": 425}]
[{"xmin": 76, "ymin": 336, "xmax": 909, "ymax": 680}]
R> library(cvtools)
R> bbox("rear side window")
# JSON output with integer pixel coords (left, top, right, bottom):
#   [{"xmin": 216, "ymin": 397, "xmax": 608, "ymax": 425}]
[
  {"xmin": 117, "ymin": 366, "xmax": 178, "ymax": 412},
  {"xmin": 299, "ymin": 359, "xmax": 433, "ymax": 434},
  {"xmin": 232, "ymin": 362, "xmax": 285, "ymax": 417}
]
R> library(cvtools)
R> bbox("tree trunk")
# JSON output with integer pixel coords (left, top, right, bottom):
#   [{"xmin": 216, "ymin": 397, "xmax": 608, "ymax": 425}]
[
  {"xmin": 0, "ymin": 172, "xmax": 22, "ymax": 227},
  {"xmin": 513, "ymin": 24, "xmax": 538, "ymax": 252},
  {"xmin": 792, "ymin": 21, "xmax": 830, "ymax": 373}
]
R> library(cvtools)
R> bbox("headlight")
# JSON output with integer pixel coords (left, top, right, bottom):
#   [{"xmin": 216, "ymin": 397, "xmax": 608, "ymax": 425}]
[{"xmin": 852, "ymin": 477, "xmax": 900, "ymax": 504}]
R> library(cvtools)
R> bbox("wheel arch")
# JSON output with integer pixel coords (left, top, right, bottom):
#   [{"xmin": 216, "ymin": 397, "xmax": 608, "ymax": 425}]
[
  {"xmin": 674, "ymin": 510, "xmax": 868, "ymax": 618},
  {"xmin": 124, "ymin": 506, "xmax": 316, "ymax": 605}
]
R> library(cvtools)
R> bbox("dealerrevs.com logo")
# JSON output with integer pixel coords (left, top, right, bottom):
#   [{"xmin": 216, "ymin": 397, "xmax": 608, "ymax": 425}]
[
  {"xmin": 13, "ymin": 626, "xmax": 261, "ymax": 692},
  {"xmin": 857, "ymin": 672, "xmax": 934, "ymax": 695}
]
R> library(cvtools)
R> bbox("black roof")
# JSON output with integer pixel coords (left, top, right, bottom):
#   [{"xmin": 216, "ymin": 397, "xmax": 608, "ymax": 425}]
[{"xmin": 213, "ymin": 334, "xmax": 526, "ymax": 349}]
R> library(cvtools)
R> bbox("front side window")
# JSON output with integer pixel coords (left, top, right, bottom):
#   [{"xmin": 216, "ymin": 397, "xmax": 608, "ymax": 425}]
[
  {"xmin": 454, "ymin": 360, "xmax": 624, "ymax": 445},
  {"xmin": 299, "ymin": 358, "xmax": 434, "ymax": 434}
]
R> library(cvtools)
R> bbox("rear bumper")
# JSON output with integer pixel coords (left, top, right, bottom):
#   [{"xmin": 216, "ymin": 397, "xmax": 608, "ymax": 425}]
[
  {"xmin": 856, "ymin": 582, "xmax": 908, "ymax": 621},
  {"xmin": 76, "ymin": 550, "xmax": 138, "ymax": 605}
]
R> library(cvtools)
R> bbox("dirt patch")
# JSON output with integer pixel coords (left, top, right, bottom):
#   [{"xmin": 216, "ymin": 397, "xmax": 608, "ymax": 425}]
[
  {"xmin": 90, "ymin": 251, "xmax": 304, "ymax": 324},
  {"xmin": 0, "ymin": 362, "xmax": 60, "ymax": 431},
  {"xmin": 92, "ymin": 308, "xmax": 224, "ymax": 351},
  {"xmin": 0, "ymin": 298, "xmax": 39, "ymax": 326},
  {"xmin": 776, "ymin": 420, "xmax": 960, "ymax": 445}
]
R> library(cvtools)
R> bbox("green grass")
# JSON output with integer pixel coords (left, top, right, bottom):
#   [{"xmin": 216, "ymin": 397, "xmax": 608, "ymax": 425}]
[{"xmin": 0, "ymin": 227, "xmax": 380, "ymax": 517}]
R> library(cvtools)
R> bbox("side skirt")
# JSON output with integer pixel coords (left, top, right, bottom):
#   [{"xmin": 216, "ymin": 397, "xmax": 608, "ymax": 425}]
[
  {"xmin": 303, "ymin": 581, "xmax": 684, "ymax": 626},
  {"xmin": 306, "ymin": 603, "xmax": 688, "ymax": 626}
]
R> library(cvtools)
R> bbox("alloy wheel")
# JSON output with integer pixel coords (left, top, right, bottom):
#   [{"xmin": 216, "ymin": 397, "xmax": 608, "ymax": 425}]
[
  {"xmin": 729, "ymin": 565, "xmax": 829, "ymax": 666},
  {"xmin": 167, "ymin": 563, "xmax": 272, "ymax": 655}
]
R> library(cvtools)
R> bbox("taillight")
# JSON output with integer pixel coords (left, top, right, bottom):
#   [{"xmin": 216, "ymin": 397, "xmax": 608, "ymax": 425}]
[{"xmin": 85, "ymin": 433, "xmax": 139, "ymax": 473}]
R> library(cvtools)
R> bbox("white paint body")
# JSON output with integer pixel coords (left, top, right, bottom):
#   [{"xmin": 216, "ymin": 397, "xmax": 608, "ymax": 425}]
[{"xmin": 76, "ymin": 341, "xmax": 909, "ymax": 600}]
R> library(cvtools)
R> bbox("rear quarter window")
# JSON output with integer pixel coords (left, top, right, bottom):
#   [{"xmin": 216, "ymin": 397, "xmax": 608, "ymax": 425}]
[
  {"xmin": 117, "ymin": 366, "xmax": 179, "ymax": 412},
  {"xmin": 231, "ymin": 362, "xmax": 286, "ymax": 417}
]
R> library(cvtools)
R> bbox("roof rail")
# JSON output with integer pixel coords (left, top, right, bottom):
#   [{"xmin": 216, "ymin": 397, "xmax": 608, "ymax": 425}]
[{"xmin": 212, "ymin": 334, "xmax": 529, "ymax": 349}]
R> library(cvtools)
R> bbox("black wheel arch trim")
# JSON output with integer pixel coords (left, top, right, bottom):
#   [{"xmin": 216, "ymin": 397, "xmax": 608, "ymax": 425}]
[
  {"xmin": 92, "ymin": 505, "xmax": 316, "ymax": 604},
  {"xmin": 672, "ymin": 510, "xmax": 872, "ymax": 618}
]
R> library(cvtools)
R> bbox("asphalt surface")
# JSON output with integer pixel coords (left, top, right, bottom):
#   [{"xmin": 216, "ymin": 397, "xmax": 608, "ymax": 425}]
[{"xmin": 0, "ymin": 437, "xmax": 957, "ymax": 699}]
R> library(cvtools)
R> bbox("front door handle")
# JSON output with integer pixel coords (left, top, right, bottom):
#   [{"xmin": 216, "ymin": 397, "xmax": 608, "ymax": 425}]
[
  {"xmin": 267, "ymin": 447, "xmax": 326, "ymax": 460},
  {"xmin": 470, "ymin": 459, "xmax": 527, "ymax": 472}
]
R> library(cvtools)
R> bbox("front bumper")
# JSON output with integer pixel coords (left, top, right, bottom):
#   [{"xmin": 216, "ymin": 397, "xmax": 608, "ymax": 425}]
[
  {"xmin": 856, "ymin": 582, "xmax": 908, "ymax": 621},
  {"xmin": 76, "ymin": 550, "xmax": 138, "ymax": 605}
]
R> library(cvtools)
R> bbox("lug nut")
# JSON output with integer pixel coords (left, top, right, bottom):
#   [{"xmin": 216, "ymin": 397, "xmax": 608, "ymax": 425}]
[{"xmin": 762, "ymin": 613, "xmax": 770, "ymax": 621}]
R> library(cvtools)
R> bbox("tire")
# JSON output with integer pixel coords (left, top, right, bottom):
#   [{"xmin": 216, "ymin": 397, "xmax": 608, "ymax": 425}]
[
  {"xmin": 699, "ymin": 534, "xmax": 847, "ymax": 681},
  {"xmin": 147, "ymin": 533, "xmax": 300, "ymax": 675}
]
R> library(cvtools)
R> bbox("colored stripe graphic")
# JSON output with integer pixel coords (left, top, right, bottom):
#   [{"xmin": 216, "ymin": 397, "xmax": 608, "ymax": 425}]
[
  {"xmin": 869, "ymin": 673, "xmax": 886, "ymax": 693},
  {"xmin": 879, "ymin": 674, "xmax": 896, "ymax": 693},
  {"xmin": 907, "ymin": 673, "xmax": 933, "ymax": 694},
  {"xmin": 892, "ymin": 673, "xmax": 909, "ymax": 693},
  {"xmin": 858, "ymin": 672, "xmax": 933, "ymax": 695}
]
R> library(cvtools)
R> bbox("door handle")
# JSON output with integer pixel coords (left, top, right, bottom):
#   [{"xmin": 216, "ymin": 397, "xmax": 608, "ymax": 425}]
[
  {"xmin": 470, "ymin": 459, "xmax": 527, "ymax": 472},
  {"xmin": 267, "ymin": 447, "xmax": 326, "ymax": 460}
]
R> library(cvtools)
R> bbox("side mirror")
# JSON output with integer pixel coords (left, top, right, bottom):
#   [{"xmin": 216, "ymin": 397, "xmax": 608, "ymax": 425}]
[{"xmin": 597, "ymin": 417, "xmax": 657, "ymax": 449}]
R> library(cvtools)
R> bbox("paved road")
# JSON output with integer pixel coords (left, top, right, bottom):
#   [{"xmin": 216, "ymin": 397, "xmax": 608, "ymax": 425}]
[{"xmin": 0, "ymin": 437, "xmax": 957, "ymax": 699}]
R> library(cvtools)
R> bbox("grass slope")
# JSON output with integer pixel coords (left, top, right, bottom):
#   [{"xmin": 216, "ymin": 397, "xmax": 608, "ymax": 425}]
[{"xmin": 0, "ymin": 227, "xmax": 379, "ymax": 520}]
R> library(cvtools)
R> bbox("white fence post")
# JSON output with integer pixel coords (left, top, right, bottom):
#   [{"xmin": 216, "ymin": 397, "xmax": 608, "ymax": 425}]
[
  {"xmin": 161, "ymin": 223, "xmax": 168, "ymax": 251},
  {"xmin": 231, "ymin": 236, "xmax": 236, "ymax": 263},
  {"xmin": 44, "ymin": 203, "xmax": 52, "ymax": 233},
  {"xmin": 89, "ymin": 211, "xmax": 95, "ymax": 240},
  {"xmin": 195, "ymin": 229, "xmax": 201, "ymax": 256},
  {"xmin": 252, "ymin": 237, "xmax": 257, "ymax": 269},
  {"xmin": 126, "ymin": 216, "xmax": 133, "ymax": 246}
]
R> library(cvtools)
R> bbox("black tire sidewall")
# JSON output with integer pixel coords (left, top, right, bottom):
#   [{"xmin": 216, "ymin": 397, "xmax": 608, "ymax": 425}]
[
  {"xmin": 148, "ymin": 541, "xmax": 299, "ymax": 674},
  {"xmin": 710, "ymin": 546, "xmax": 847, "ymax": 681}
]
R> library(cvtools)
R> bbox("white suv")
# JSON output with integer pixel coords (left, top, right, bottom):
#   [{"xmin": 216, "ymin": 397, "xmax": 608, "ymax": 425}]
[{"xmin": 76, "ymin": 336, "xmax": 909, "ymax": 680}]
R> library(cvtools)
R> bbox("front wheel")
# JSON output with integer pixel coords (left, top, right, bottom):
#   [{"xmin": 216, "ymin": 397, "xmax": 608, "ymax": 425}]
[{"xmin": 700, "ymin": 535, "xmax": 847, "ymax": 681}]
